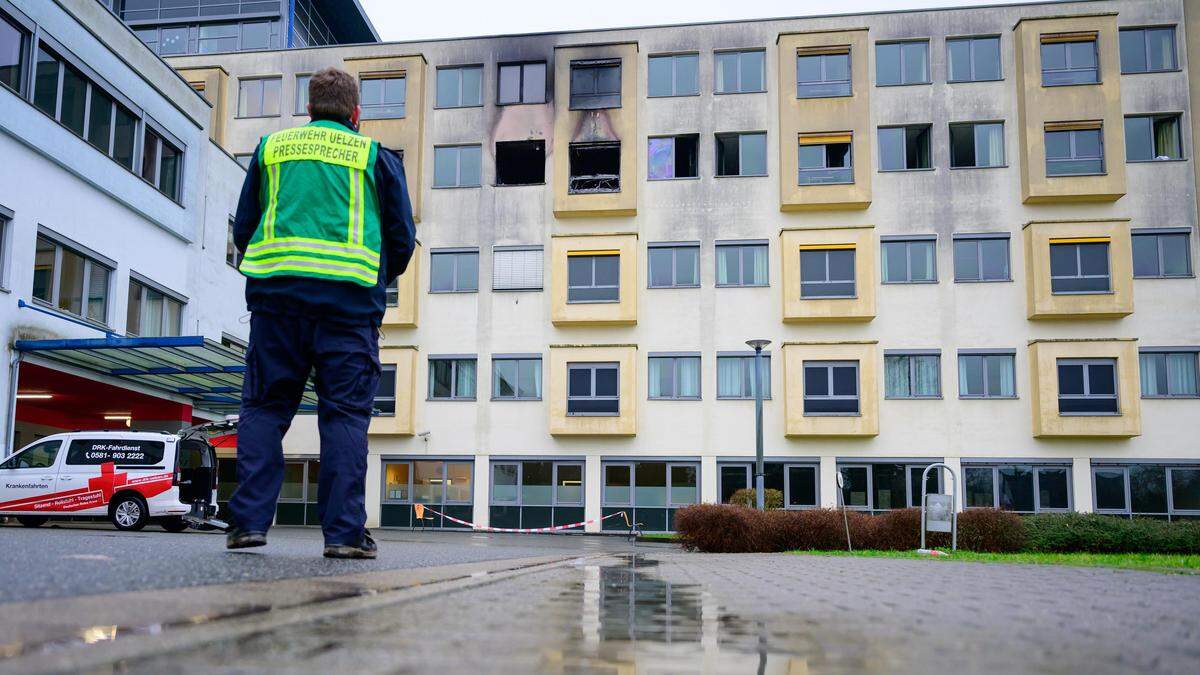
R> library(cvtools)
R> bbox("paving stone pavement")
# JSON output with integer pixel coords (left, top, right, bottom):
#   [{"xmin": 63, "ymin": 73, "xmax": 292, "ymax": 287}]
[{"xmin": 121, "ymin": 549, "xmax": 1200, "ymax": 674}]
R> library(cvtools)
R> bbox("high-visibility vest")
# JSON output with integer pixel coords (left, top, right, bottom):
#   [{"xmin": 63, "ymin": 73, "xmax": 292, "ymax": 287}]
[{"xmin": 239, "ymin": 120, "xmax": 382, "ymax": 287}]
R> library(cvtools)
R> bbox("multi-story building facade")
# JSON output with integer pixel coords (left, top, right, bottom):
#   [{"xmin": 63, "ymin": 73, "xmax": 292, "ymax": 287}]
[
  {"xmin": 167, "ymin": 0, "xmax": 1200, "ymax": 532},
  {"xmin": 0, "ymin": 0, "xmax": 247, "ymax": 451}
]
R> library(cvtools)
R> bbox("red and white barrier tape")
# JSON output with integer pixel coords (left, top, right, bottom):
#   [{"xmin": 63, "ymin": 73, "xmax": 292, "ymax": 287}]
[{"xmin": 413, "ymin": 504, "xmax": 631, "ymax": 533}]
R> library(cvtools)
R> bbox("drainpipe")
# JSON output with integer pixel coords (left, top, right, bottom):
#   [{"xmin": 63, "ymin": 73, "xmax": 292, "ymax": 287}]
[{"xmin": 5, "ymin": 351, "xmax": 20, "ymax": 457}]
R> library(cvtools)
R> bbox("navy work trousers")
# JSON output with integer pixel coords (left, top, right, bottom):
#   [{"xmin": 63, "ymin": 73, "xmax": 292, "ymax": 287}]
[{"xmin": 228, "ymin": 312, "xmax": 381, "ymax": 546}]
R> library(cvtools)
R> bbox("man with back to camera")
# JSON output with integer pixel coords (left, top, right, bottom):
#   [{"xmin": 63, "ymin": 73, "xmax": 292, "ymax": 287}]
[{"xmin": 227, "ymin": 67, "xmax": 415, "ymax": 559}]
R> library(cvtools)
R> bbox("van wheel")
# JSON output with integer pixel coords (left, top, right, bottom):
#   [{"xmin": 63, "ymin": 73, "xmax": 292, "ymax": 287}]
[
  {"xmin": 17, "ymin": 516, "xmax": 48, "ymax": 528},
  {"xmin": 159, "ymin": 517, "xmax": 189, "ymax": 533},
  {"xmin": 110, "ymin": 495, "xmax": 149, "ymax": 531}
]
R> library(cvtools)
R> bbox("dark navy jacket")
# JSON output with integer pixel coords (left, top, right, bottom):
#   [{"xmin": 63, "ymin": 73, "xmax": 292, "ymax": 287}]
[{"xmin": 232, "ymin": 117, "xmax": 416, "ymax": 326}]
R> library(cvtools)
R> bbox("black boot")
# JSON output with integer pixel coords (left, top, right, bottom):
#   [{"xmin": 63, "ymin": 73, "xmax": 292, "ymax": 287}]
[{"xmin": 323, "ymin": 529, "xmax": 377, "ymax": 559}]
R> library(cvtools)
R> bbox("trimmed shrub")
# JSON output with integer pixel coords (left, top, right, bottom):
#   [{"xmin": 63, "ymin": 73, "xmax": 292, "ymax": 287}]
[
  {"xmin": 955, "ymin": 508, "xmax": 1026, "ymax": 553},
  {"xmin": 1023, "ymin": 513, "xmax": 1200, "ymax": 554},
  {"xmin": 728, "ymin": 488, "xmax": 784, "ymax": 510}
]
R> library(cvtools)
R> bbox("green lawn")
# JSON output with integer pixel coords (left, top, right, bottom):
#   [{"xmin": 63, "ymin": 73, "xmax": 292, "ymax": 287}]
[
  {"xmin": 636, "ymin": 533, "xmax": 679, "ymax": 541},
  {"xmin": 788, "ymin": 549, "xmax": 1200, "ymax": 573}
]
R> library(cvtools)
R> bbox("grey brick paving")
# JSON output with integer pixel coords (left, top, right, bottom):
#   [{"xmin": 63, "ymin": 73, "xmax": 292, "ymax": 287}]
[{"xmin": 122, "ymin": 546, "xmax": 1200, "ymax": 674}]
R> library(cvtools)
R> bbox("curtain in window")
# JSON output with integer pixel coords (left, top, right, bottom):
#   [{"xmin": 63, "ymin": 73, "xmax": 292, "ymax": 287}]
[
  {"xmin": 1167, "ymin": 353, "xmax": 1198, "ymax": 395},
  {"xmin": 913, "ymin": 356, "xmax": 939, "ymax": 396},
  {"xmin": 994, "ymin": 357, "xmax": 1015, "ymax": 397},
  {"xmin": 750, "ymin": 246, "xmax": 768, "ymax": 285},
  {"xmin": 976, "ymin": 124, "xmax": 1004, "ymax": 166},
  {"xmin": 678, "ymin": 358, "xmax": 700, "ymax": 397},
  {"xmin": 1141, "ymin": 353, "xmax": 1159, "ymax": 395},
  {"xmin": 456, "ymin": 361, "xmax": 477, "ymax": 398},
  {"xmin": 958, "ymin": 359, "xmax": 971, "ymax": 396},
  {"xmin": 885, "ymin": 356, "xmax": 909, "ymax": 397},
  {"xmin": 1155, "ymin": 118, "xmax": 1180, "ymax": 158},
  {"xmin": 718, "ymin": 358, "xmax": 742, "ymax": 396},
  {"xmin": 716, "ymin": 248, "xmax": 731, "ymax": 285},
  {"xmin": 915, "ymin": 243, "xmax": 935, "ymax": 280},
  {"xmin": 648, "ymin": 358, "xmax": 665, "ymax": 398}
]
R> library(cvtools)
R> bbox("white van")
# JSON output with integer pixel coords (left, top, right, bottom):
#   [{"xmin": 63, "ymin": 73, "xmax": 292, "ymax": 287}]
[{"xmin": 0, "ymin": 429, "xmax": 219, "ymax": 532}]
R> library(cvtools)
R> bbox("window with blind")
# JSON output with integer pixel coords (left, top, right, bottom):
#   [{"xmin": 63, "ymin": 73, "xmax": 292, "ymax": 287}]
[{"xmin": 492, "ymin": 246, "xmax": 543, "ymax": 291}]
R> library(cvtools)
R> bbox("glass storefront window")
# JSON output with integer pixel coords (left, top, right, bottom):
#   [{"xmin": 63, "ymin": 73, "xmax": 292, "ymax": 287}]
[
  {"xmin": 413, "ymin": 460, "xmax": 442, "ymax": 504},
  {"xmin": 446, "ymin": 463, "xmax": 472, "ymax": 502},
  {"xmin": 557, "ymin": 464, "xmax": 583, "ymax": 504},
  {"xmin": 635, "ymin": 463, "xmax": 668, "ymax": 507},
  {"xmin": 385, "ymin": 463, "xmax": 410, "ymax": 501},
  {"xmin": 493, "ymin": 464, "xmax": 518, "ymax": 503},
  {"xmin": 670, "ymin": 465, "xmax": 697, "ymax": 505},
  {"xmin": 604, "ymin": 465, "xmax": 631, "ymax": 504},
  {"xmin": 840, "ymin": 466, "xmax": 869, "ymax": 508},
  {"xmin": 280, "ymin": 462, "xmax": 304, "ymax": 501},
  {"xmin": 521, "ymin": 461, "xmax": 553, "ymax": 505}
]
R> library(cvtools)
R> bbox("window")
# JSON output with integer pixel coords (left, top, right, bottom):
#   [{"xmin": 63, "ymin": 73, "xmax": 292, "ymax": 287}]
[
  {"xmin": 0, "ymin": 207, "xmax": 9, "ymax": 286},
  {"xmin": 498, "ymin": 61, "xmax": 545, "ymax": 104},
  {"xmin": 796, "ymin": 48, "xmax": 851, "ymax": 98},
  {"xmin": 234, "ymin": 153, "xmax": 253, "ymax": 170},
  {"xmin": 1045, "ymin": 126, "xmax": 1104, "ymax": 175},
  {"xmin": 1050, "ymin": 239, "xmax": 1110, "ymax": 293},
  {"xmin": 436, "ymin": 65, "xmax": 482, "ymax": 108},
  {"xmin": 370, "ymin": 365, "xmax": 396, "ymax": 415},
  {"xmin": 220, "ymin": 334, "xmax": 247, "ymax": 356},
  {"xmin": 839, "ymin": 463, "xmax": 945, "ymax": 512},
  {"xmin": 714, "ymin": 49, "xmax": 765, "ymax": 94},
  {"xmin": 493, "ymin": 357, "xmax": 542, "ymax": 400},
  {"xmin": 568, "ymin": 142, "xmax": 620, "ymax": 193},
  {"xmin": 885, "ymin": 353, "xmax": 941, "ymax": 399},
  {"xmin": 1119, "ymin": 27, "xmax": 1177, "ymax": 74},
  {"xmin": 950, "ymin": 122, "xmax": 1005, "ymax": 168},
  {"xmin": 953, "ymin": 235, "xmax": 1009, "ymax": 282},
  {"xmin": 429, "ymin": 249, "xmax": 479, "ymax": 292},
  {"xmin": 433, "ymin": 145, "xmax": 482, "ymax": 188},
  {"xmin": 647, "ymin": 243, "xmax": 699, "ymax": 289},
  {"xmin": 648, "ymin": 135, "xmax": 699, "ymax": 180},
  {"xmin": 492, "ymin": 461, "xmax": 583, "ymax": 507},
  {"xmin": 32, "ymin": 234, "xmax": 111, "ymax": 325},
  {"xmin": 429, "ymin": 357, "xmax": 477, "ymax": 400},
  {"xmin": 495, "ymin": 140, "xmax": 545, "ymax": 186},
  {"xmin": 126, "ymin": 278, "xmax": 183, "ymax": 337},
  {"xmin": 602, "ymin": 462, "xmax": 698, "ymax": 509},
  {"xmin": 648, "ymin": 355, "xmax": 700, "ymax": 400},
  {"xmin": 0, "ymin": 11, "xmax": 27, "ymax": 94},
  {"xmin": 947, "ymin": 36, "xmax": 1001, "ymax": 82},
  {"xmin": 198, "ymin": 23, "xmax": 240, "ymax": 53},
  {"xmin": 1140, "ymin": 350, "xmax": 1199, "ymax": 398},
  {"xmin": 241, "ymin": 21, "xmax": 272, "ymax": 50},
  {"xmin": 383, "ymin": 460, "xmax": 473, "ymax": 506},
  {"xmin": 881, "ymin": 237, "xmax": 935, "ymax": 283},
  {"xmin": 803, "ymin": 361, "xmax": 859, "ymax": 414},
  {"xmin": 360, "ymin": 75, "xmax": 406, "ymax": 119},
  {"xmin": 1124, "ymin": 114, "xmax": 1182, "ymax": 161},
  {"xmin": 876, "ymin": 41, "xmax": 930, "ymax": 86},
  {"xmin": 797, "ymin": 134, "xmax": 852, "ymax": 184},
  {"xmin": 492, "ymin": 246, "xmax": 543, "ymax": 291},
  {"xmin": 1041, "ymin": 36, "xmax": 1098, "ymax": 85},
  {"xmin": 958, "ymin": 352, "xmax": 1016, "ymax": 398},
  {"xmin": 1093, "ymin": 465, "xmax": 1200, "ymax": 519},
  {"xmin": 1132, "ymin": 230, "xmax": 1191, "ymax": 278},
  {"xmin": 716, "ymin": 132, "xmax": 767, "ymax": 177},
  {"xmin": 570, "ymin": 59, "xmax": 621, "ymax": 109},
  {"xmin": 567, "ymin": 253, "xmax": 619, "ymax": 303},
  {"xmin": 0, "ymin": 439, "xmax": 61, "ymax": 470},
  {"xmin": 719, "ymin": 462, "xmax": 812, "ymax": 506},
  {"xmin": 568, "ymin": 363, "xmax": 619, "ymax": 415},
  {"xmin": 716, "ymin": 354, "xmax": 770, "ymax": 399},
  {"xmin": 226, "ymin": 219, "xmax": 241, "ymax": 268},
  {"xmin": 1057, "ymin": 358, "xmax": 1118, "ymax": 415},
  {"xmin": 716, "ymin": 241, "xmax": 768, "ymax": 287},
  {"xmin": 385, "ymin": 278, "xmax": 399, "ymax": 306},
  {"xmin": 294, "ymin": 74, "xmax": 310, "ymax": 114},
  {"xmin": 965, "ymin": 465, "xmax": 1071, "ymax": 513},
  {"xmin": 800, "ymin": 247, "xmax": 855, "ymax": 298},
  {"xmin": 237, "ymin": 77, "xmax": 280, "ymax": 117},
  {"xmin": 878, "ymin": 125, "xmax": 931, "ymax": 171},
  {"xmin": 140, "ymin": 127, "xmax": 183, "ymax": 201},
  {"xmin": 648, "ymin": 53, "xmax": 698, "ymax": 97}
]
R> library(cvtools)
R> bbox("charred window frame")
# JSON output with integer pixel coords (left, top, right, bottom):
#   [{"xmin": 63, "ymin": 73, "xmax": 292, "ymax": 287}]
[
  {"xmin": 569, "ymin": 58, "xmax": 621, "ymax": 109},
  {"xmin": 495, "ymin": 140, "xmax": 545, "ymax": 186},
  {"xmin": 498, "ymin": 61, "xmax": 546, "ymax": 105},
  {"xmin": 648, "ymin": 134, "xmax": 699, "ymax": 180},
  {"xmin": 568, "ymin": 142, "xmax": 620, "ymax": 193}
]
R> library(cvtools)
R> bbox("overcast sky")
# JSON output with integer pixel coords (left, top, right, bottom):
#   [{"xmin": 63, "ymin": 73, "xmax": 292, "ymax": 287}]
[{"xmin": 358, "ymin": 0, "xmax": 1033, "ymax": 42}]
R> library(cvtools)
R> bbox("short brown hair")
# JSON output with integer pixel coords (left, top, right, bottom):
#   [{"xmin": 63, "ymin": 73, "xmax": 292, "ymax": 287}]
[{"xmin": 307, "ymin": 67, "xmax": 359, "ymax": 120}]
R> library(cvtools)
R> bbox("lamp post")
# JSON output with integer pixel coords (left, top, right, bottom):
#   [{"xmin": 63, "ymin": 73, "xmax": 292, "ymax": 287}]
[{"xmin": 745, "ymin": 339, "xmax": 771, "ymax": 510}]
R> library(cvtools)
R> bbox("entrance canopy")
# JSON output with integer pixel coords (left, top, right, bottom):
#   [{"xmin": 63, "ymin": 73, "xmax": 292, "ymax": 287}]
[{"xmin": 13, "ymin": 335, "xmax": 317, "ymax": 414}]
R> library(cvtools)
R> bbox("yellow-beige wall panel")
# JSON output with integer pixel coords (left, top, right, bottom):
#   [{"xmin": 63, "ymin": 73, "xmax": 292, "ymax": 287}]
[
  {"xmin": 777, "ymin": 29, "xmax": 871, "ymax": 211},
  {"xmin": 552, "ymin": 42, "xmax": 639, "ymax": 218},
  {"xmin": 548, "ymin": 344, "xmax": 637, "ymax": 436},
  {"xmin": 369, "ymin": 346, "xmax": 418, "ymax": 436},
  {"xmin": 550, "ymin": 233, "xmax": 637, "ymax": 326},
  {"xmin": 1023, "ymin": 219, "xmax": 1132, "ymax": 319},
  {"xmin": 340, "ymin": 54, "xmax": 427, "ymax": 222},
  {"xmin": 1028, "ymin": 339, "xmax": 1140, "ymax": 438},
  {"xmin": 382, "ymin": 242, "xmax": 421, "ymax": 328},
  {"xmin": 177, "ymin": 66, "xmax": 228, "ymax": 146},
  {"xmin": 780, "ymin": 225, "xmax": 875, "ymax": 322},
  {"xmin": 1013, "ymin": 14, "xmax": 1125, "ymax": 203},
  {"xmin": 782, "ymin": 341, "xmax": 879, "ymax": 436}
]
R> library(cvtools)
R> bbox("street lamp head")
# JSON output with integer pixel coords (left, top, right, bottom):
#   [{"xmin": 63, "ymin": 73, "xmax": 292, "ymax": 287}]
[{"xmin": 745, "ymin": 339, "xmax": 771, "ymax": 351}]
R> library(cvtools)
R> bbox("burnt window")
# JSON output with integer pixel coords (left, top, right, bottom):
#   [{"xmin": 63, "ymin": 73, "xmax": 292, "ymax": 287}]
[
  {"xmin": 496, "ymin": 140, "xmax": 545, "ymax": 186},
  {"xmin": 569, "ymin": 142, "xmax": 620, "ymax": 193},
  {"xmin": 570, "ymin": 59, "xmax": 621, "ymax": 109}
]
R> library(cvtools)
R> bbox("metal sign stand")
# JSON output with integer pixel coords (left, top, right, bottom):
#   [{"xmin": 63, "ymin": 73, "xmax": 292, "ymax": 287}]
[{"xmin": 918, "ymin": 463, "xmax": 958, "ymax": 555}]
